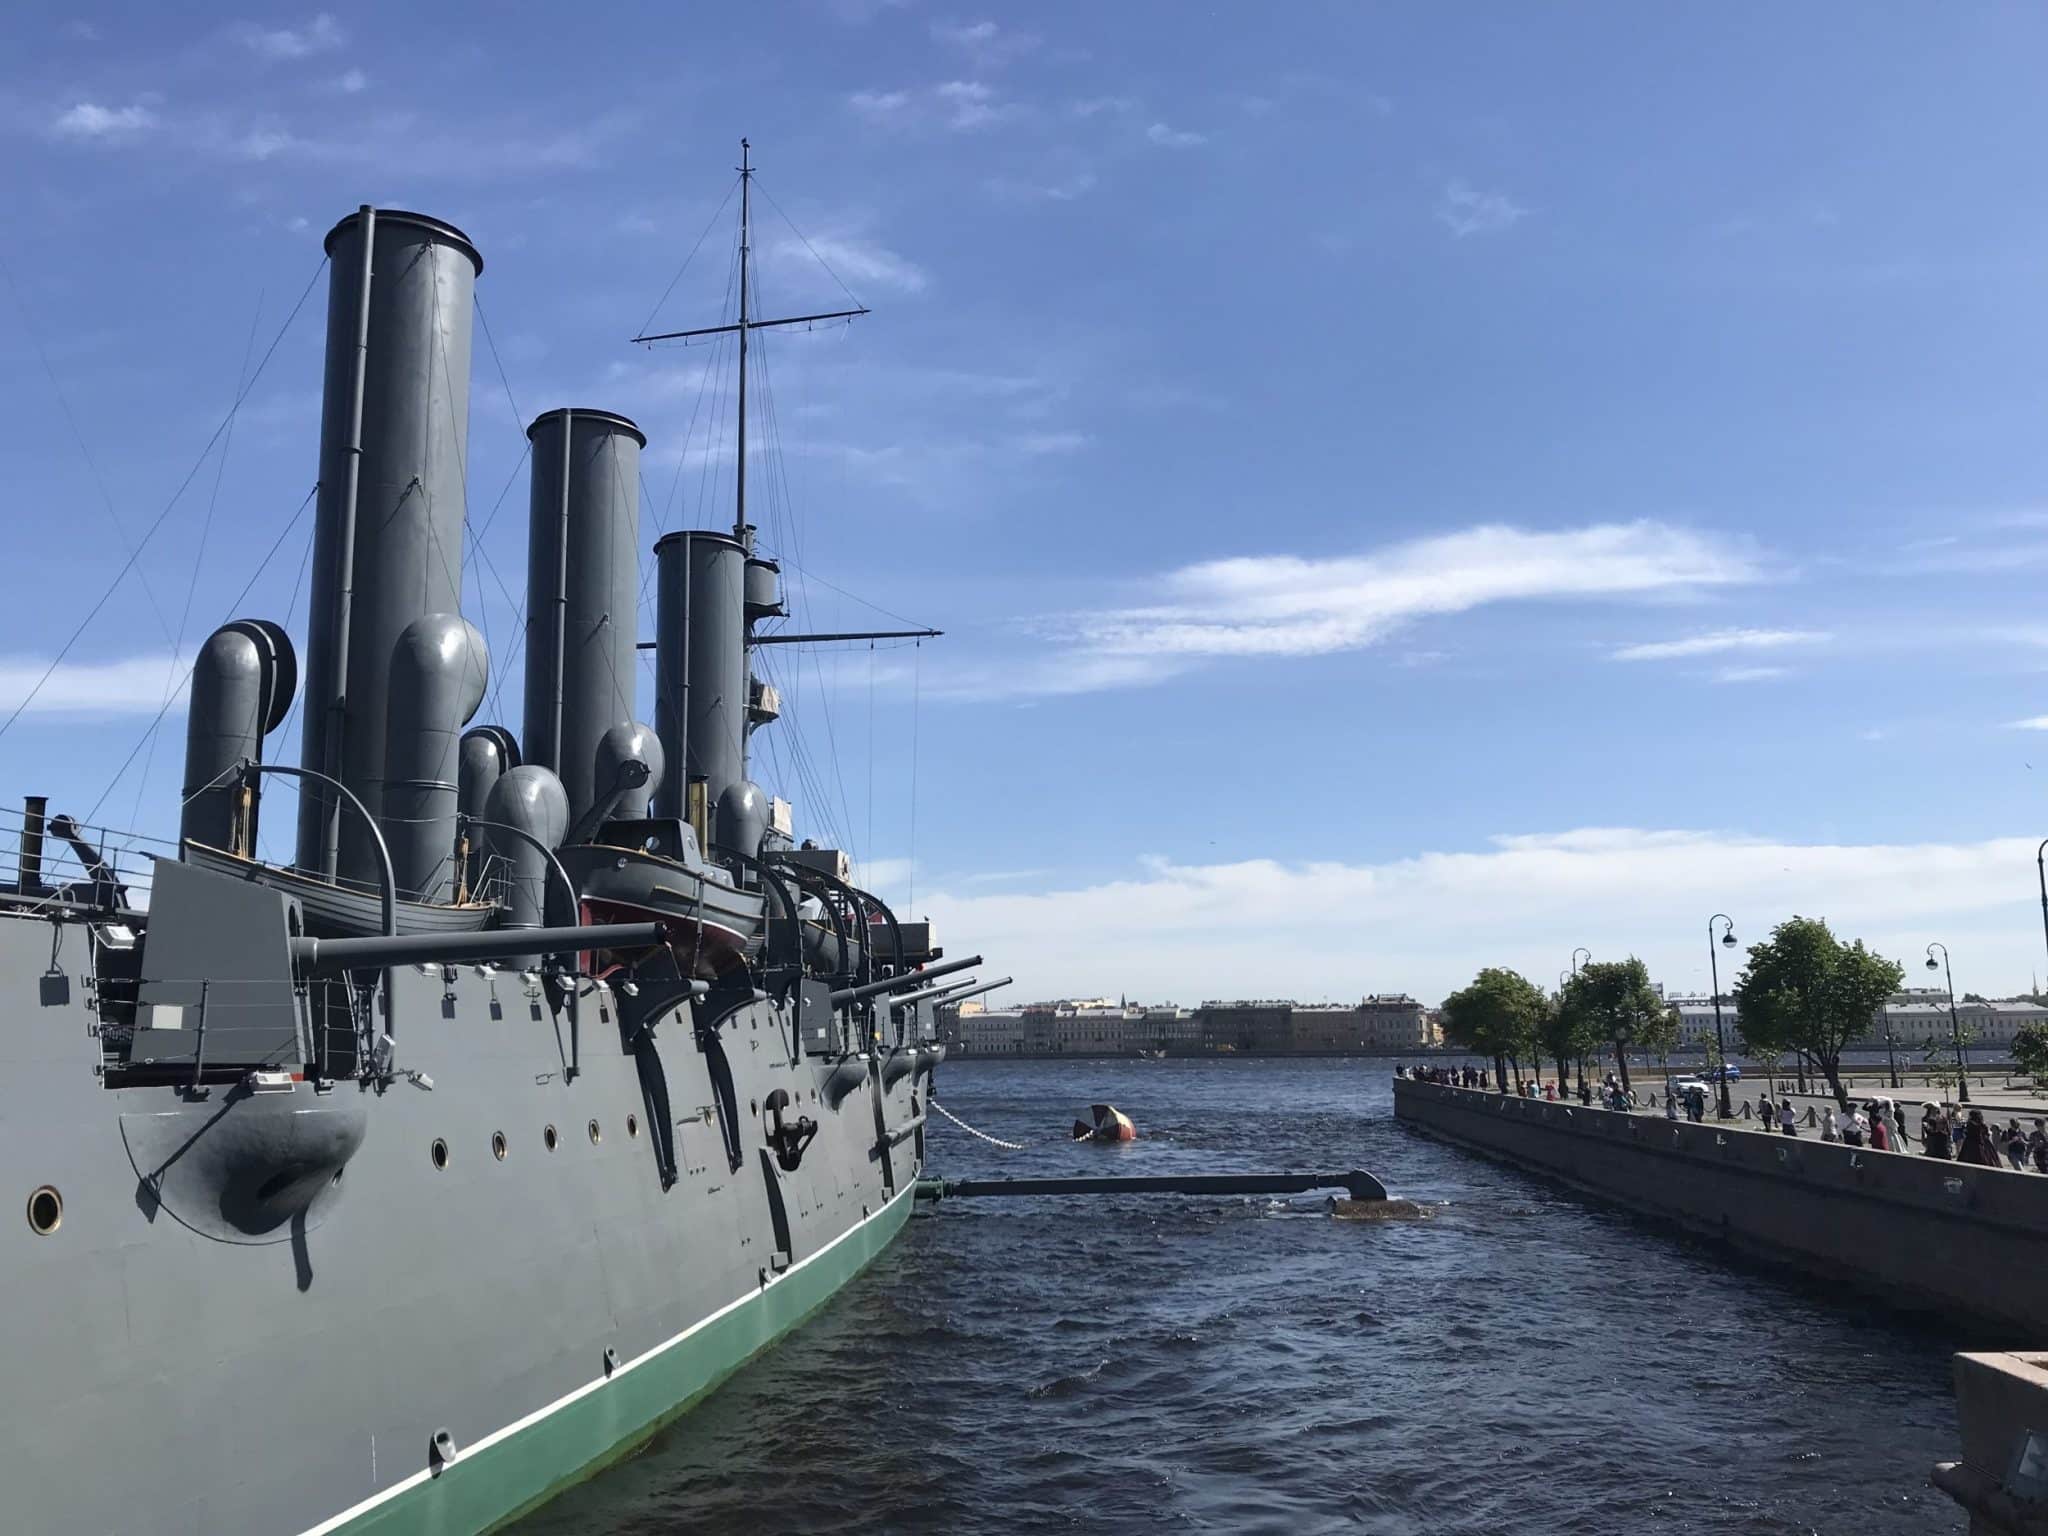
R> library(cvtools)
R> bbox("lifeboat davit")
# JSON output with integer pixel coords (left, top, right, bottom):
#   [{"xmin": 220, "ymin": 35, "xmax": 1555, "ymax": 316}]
[{"xmin": 1071, "ymin": 1103, "xmax": 1137, "ymax": 1143}]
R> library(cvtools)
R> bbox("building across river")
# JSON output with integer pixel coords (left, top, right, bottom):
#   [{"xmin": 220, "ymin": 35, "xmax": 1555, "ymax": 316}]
[{"xmin": 942, "ymin": 995, "xmax": 1438, "ymax": 1058}]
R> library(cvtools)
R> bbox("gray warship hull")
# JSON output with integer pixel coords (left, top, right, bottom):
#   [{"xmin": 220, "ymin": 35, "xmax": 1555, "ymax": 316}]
[
  {"xmin": 1, "ymin": 904, "xmax": 933, "ymax": 1536},
  {"xmin": 3, "ymin": 169, "xmax": 976, "ymax": 1534}
]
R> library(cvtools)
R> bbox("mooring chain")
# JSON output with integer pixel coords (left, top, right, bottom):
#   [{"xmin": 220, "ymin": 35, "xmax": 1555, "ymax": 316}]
[{"xmin": 927, "ymin": 1098, "xmax": 1031, "ymax": 1151}]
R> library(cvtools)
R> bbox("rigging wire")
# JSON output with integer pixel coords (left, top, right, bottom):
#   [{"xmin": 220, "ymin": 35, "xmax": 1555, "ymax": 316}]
[
  {"xmin": 465, "ymin": 291, "xmax": 538, "ymax": 725},
  {"xmin": 0, "ymin": 247, "xmax": 177, "ymax": 649},
  {"xmin": 80, "ymin": 485, "xmax": 320, "ymax": 828},
  {"xmin": 908, "ymin": 640, "xmax": 921, "ymax": 910},
  {"xmin": 129, "ymin": 287, "xmax": 268, "ymax": 830},
  {"xmin": 254, "ymin": 523, "xmax": 319, "ymax": 867},
  {"xmin": 750, "ymin": 309, "xmax": 858, "ymax": 858},
  {"xmin": 752, "ymin": 177, "xmax": 870, "ymax": 312},
  {"xmin": 0, "ymin": 252, "xmax": 329, "ymax": 746},
  {"xmin": 634, "ymin": 177, "xmax": 742, "ymax": 342}
]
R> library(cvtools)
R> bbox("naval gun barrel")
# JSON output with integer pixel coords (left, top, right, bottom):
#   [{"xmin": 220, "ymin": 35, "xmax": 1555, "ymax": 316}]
[
  {"xmin": 291, "ymin": 921, "xmax": 666, "ymax": 974},
  {"xmin": 829, "ymin": 953, "xmax": 982, "ymax": 1008},
  {"xmin": 893, "ymin": 975, "xmax": 1011, "ymax": 1011}
]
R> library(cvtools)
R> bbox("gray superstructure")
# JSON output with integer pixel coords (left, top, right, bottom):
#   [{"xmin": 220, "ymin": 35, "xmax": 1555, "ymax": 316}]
[{"xmin": 1, "ymin": 156, "xmax": 968, "ymax": 1536}]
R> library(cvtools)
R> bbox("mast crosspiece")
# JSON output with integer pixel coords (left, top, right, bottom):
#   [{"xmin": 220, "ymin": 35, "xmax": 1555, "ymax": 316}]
[{"xmin": 625, "ymin": 139, "xmax": 868, "ymax": 546}]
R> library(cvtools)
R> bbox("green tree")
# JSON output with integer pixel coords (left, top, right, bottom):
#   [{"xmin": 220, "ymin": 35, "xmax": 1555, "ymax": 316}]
[
  {"xmin": 1439, "ymin": 968, "xmax": 1547, "ymax": 1092},
  {"xmin": 2014, "ymin": 1023, "xmax": 2048, "ymax": 1085},
  {"xmin": 1535, "ymin": 986, "xmax": 1600, "ymax": 1091},
  {"xmin": 1734, "ymin": 916, "xmax": 1904, "ymax": 1108},
  {"xmin": 1564, "ymin": 957, "xmax": 1667, "ymax": 1093},
  {"xmin": 1921, "ymin": 1022, "xmax": 1978, "ymax": 1098}
]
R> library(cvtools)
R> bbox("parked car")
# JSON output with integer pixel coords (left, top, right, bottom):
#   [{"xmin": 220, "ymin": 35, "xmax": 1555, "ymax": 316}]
[{"xmin": 1705, "ymin": 1063, "xmax": 1742, "ymax": 1081}]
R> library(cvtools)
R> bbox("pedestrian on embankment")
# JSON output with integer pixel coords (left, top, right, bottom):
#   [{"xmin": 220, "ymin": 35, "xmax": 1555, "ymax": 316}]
[
  {"xmin": 1778, "ymin": 1098, "xmax": 1798, "ymax": 1137},
  {"xmin": 1869, "ymin": 1108, "xmax": 1892, "ymax": 1152},
  {"xmin": 1821, "ymin": 1107, "xmax": 1839, "ymax": 1143},
  {"xmin": 1959, "ymin": 1110, "xmax": 2002, "ymax": 1169},
  {"xmin": 2003, "ymin": 1119, "xmax": 2029, "ymax": 1171},
  {"xmin": 1843, "ymin": 1107, "xmax": 1866, "ymax": 1147},
  {"xmin": 1922, "ymin": 1105, "xmax": 1950, "ymax": 1159},
  {"xmin": 2031, "ymin": 1120, "xmax": 2048, "ymax": 1175},
  {"xmin": 1894, "ymin": 1104, "xmax": 1909, "ymax": 1146}
]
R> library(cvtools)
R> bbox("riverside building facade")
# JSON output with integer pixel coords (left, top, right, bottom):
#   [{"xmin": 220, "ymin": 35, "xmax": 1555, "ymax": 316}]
[{"xmin": 941, "ymin": 995, "xmax": 1437, "ymax": 1058}]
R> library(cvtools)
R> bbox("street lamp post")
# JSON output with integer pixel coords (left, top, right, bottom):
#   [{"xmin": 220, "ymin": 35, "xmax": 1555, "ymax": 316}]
[
  {"xmin": 1708, "ymin": 914, "xmax": 1738, "ymax": 1120},
  {"xmin": 1926, "ymin": 942, "xmax": 1970, "ymax": 1105},
  {"xmin": 1569, "ymin": 948, "xmax": 1591, "ymax": 1097},
  {"xmin": 2036, "ymin": 838, "xmax": 2048, "ymax": 983}
]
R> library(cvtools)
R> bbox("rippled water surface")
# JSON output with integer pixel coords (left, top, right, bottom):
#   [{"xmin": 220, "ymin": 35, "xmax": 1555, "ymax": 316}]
[{"xmin": 513, "ymin": 1058, "xmax": 1968, "ymax": 1534}]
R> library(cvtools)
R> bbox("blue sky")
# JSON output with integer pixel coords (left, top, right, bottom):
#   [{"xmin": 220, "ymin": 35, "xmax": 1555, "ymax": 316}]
[{"xmin": 5, "ymin": 2, "xmax": 2048, "ymax": 1005}]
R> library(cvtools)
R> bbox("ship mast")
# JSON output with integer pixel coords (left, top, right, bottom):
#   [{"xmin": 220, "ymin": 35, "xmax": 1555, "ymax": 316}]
[
  {"xmin": 631, "ymin": 139, "xmax": 871, "ymax": 551},
  {"xmin": 735, "ymin": 138, "xmax": 751, "ymax": 546}
]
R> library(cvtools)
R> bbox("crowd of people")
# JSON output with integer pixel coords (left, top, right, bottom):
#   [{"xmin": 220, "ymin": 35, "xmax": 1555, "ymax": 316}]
[{"xmin": 1397, "ymin": 1061, "xmax": 2048, "ymax": 1173}]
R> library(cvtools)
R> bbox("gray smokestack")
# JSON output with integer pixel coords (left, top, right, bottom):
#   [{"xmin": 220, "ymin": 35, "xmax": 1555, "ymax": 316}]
[
  {"xmin": 520, "ymin": 407, "xmax": 646, "ymax": 825},
  {"xmin": 180, "ymin": 619, "xmax": 297, "ymax": 853},
  {"xmin": 296, "ymin": 207, "xmax": 482, "ymax": 889},
  {"xmin": 382, "ymin": 614, "xmax": 488, "ymax": 901},
  {"xmin": 653, "ymin": 530, "xmax": 747, "ymax": 820}
]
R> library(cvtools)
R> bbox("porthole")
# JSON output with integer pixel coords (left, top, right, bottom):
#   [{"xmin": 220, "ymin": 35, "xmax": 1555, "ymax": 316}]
[
  {"xmin": 491, "ymin": 1131, "xmax": 508, "ymax": 1161},
  {"xmin": 26, "ymin": 1185, "xmax": 61, "ymax": 1236},
  {"xmin": 627, "ymin": 1113, "xmax": 639, "ymax": 1139},
  {"xmin": 588, "ymin": 1119, "xmax": 602, "ymax": 1145},
  {"xmin": 430, "ymin": 1139, "xmax": 449, "ymax": 1171},
  {"xmin": 544, "ymin": 1124, "xmax": 559, "ymax": 1152}
]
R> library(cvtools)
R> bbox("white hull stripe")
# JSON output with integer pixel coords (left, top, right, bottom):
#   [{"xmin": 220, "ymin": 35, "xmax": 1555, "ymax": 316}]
[{"xmin": 295, "ymin": 1179, "xmax": 917, "ymax": 1536}]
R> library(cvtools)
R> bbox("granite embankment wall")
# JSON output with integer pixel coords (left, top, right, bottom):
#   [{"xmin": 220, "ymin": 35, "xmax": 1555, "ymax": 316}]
[{"xmin": 1394, "ymin": 1079, "xmax": 2048, "ymax": 1339}]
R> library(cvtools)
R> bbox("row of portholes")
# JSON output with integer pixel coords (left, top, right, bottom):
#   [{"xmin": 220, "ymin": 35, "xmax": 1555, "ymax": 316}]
[{"xmin": 430, "ymin": 1114, "xmax": 639, "ymax": 1170}]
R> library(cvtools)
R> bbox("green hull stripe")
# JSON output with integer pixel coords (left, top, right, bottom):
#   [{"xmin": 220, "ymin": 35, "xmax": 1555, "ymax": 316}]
[{"xmin": 306, "ymin": 1184, "xmax": 916, "ymax": 1536}]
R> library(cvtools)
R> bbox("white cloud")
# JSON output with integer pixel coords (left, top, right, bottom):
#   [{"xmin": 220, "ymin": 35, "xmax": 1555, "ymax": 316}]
[
  {"xmin": 1437, "ymin": 179, "xmax": 1527, "ymax": 238},
  {"xmin": 2006, "ymin": 716, "xmax": 2048, "ymax": 731},
  {"xmin": 335, "ymin": 67, "xmax": 367, "ymax": 93},
  {"xmin": 0, "ymin": 655, "xmax": 184, "ymax": 715},
  {"xmin": 1069, "ymin": 96, "xmax": 1135, "ymax": 118},
  {"xmin": 771, "ymin": 233, "xmax": 926, "ymax": 294},
  {"xmin": 931, "ymin": 19, "xmax": 1038, "ymax": 65},
  {"xmin": 936, "ymin": 79, "xmax": 1011, "ymax": 130},
  {"xmin": 912, "ymin": 829, "xmax": 2048, "ymax": 1003},
  {"xmin": 50, "ymin": 102, "xmax": 157, "ymax": 140},
  {"xmin": 1613, "ymin": 628, "xmax": 1827, "ymax": 662},
  {"xmin": 986, "ymin": 170, "xmax": 1097, "ymax": 203},
  {"xmin": 1146, "ymin": 121, "xmax": 1208, "ymax": 148},
  {"xmin": 1012, "ymin": 431, "xmax": 1089, "ymax": 455},
  {"xmin": 848, "ymin": 89, "xmax": 910, "ymax": 119},
  {"xmin": 239, "ymin": 13, "xmax": 344, "ymax": 60},
  {"xmin": 1062, "ymin": 521, "xmax": 1759, "ymax": 664},
  {"xmin": 1713, "ymin": 664, "xmax": 1790, "ymax": 683}
]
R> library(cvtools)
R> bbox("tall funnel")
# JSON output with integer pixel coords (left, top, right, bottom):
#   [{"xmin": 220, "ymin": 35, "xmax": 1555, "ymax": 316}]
[
  {"xmin": 295, "ymin": 207, "xmax": 482, "ymax": 889},
  {"xmin": 653, "ymin": 530, "xmax": 748, "ymax": 821},
  {"xmin": 521, "ymin": 408, "xmax": 646, "ymax": 824}
]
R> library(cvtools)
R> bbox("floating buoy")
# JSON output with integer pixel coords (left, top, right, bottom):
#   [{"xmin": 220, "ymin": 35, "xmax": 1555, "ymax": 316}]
[{"xmin": 1071, "ymin": 1103, "xmax": 1137, "ymax": 1143}]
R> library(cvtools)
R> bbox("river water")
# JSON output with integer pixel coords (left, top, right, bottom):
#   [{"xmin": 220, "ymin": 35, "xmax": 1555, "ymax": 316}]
[{"xmin": 513, "ymin": 1057, "xmax": 1968, "ymax": 1534}]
